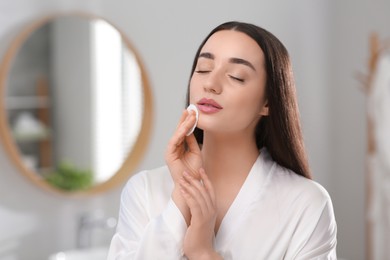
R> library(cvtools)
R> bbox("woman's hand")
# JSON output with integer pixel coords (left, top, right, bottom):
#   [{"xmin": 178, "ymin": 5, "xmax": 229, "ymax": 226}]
[
  {"xmin": 180, "ymin": 168, "xmax": 222, "ymax": 260},
  {"xmin": 165, "ymin": 109, "xmax": 202, "ymax": 182},
  {"xmin": 165, "ymin": 109, "xmax": 202, "ymax": 223}
]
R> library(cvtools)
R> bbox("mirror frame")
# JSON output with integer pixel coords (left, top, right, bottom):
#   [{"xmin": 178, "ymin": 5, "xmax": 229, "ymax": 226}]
[{"xmin": 0, "ymin": 12, "xmax": 153, "ymax": 197}]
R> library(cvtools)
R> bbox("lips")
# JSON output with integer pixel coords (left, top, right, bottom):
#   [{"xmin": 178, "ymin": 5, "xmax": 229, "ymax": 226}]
[
  {"xmin": 197, "ymin": 98, "xmax": 223, "ymax": 113},
  {"xmin": 198, "ymin": 98, "xmax": 222, "ymax": 108}
]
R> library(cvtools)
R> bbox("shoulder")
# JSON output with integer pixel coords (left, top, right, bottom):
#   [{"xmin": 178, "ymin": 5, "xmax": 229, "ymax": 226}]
[
  {"xmin": 260, "ymin": 148, "xmax": 332, "ymax": 206},
  {"xmin": 271, "ymin": 169, "xmax": 338, "ymax": 258},
  {"xmin": 268, "ymin": 164, "xmax": 336, "ymax": 238},
  {"xmin": 267, "ymin": 161, "xmax": 333, "ymax": 212},
  {"xmin": 119, "ymin": 166, "xmax": 174, "ymax": 217},
  {"xmin": 122, "ymin": 165, "xmax": 173, "ymax": 197},
  {"xmin": 126, "ymin": 165, "xmax": 170, "ymax": 185},
  {"xmin": 277, "ymin": 164, "xmax": 329, "ymax": 196}
]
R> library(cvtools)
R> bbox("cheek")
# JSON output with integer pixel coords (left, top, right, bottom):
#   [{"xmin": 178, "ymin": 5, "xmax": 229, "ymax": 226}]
[
  {"xmin": 228, "ymin": 90, "xmax": 265, "ymax": 124},
  {"xmin": 195, "ymin": 93, "xmax": 263, "ymax": 134},
  {"xmin": 233, "ymin": 88, "xmax": 265, "ymax": 113},
  {"xmin": 233, "ymin": 100, "xmax": 261, "ymax": 125},
  {"xmin": 189, "ymin": 77, "xmax": 200, "ymax": 103}
]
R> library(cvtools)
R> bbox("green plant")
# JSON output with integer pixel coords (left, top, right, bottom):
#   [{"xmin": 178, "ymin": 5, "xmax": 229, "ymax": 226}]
[{"xmin": 45, "ymin": 161, "xmax": 93, "ymax": 191}]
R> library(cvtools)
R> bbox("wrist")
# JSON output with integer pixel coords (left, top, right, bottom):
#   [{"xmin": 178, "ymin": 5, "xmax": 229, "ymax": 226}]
[
  {"xmin": 190, "ymin": 251, "xmax": 223, "ymax": 260},
  {"xmin": 172, "ymin": 188, "xmax": 190, "ymax": 225}
]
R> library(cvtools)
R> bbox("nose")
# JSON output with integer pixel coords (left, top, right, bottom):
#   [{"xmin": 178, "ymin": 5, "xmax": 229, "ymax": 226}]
[{"xmin": 203, "ymin": 70, "xmax": 222, "ymax": 94}]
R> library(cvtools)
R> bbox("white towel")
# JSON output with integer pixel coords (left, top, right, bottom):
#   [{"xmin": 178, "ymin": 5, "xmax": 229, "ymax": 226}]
[
  {"xmin": 367, "ymin": 52, "xmax": 390, "ymax": 260},
  {"xmin": 368, "ymin": 53, "xmax": 390, "ymax": 171}
]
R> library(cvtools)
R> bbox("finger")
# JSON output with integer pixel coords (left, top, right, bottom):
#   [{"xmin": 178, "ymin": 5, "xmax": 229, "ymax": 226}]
[
  {"xmin": 199, "ymin": 168, "xmax": 216, "ymax": 206},
  {"xmin": 183, "ymin": 171, "xmax": 214, "ymax": 214},
  {"xmin": 182, "ymin": 172, "xmax": 210, "ymax": 215},
  {"xmin": 171, "ymin": 110, "xmax": 197, "ymax": 146},
  {"xmin": 175, "ymin": 110, "xmax": 188, "ymax": 130},
  {"xmin": 195, "ymin": 169, "xmax": 216, "ymax": 212},
  {"xmin": 166, "ymin": 135, "xmax": 184, "ymax": 161},
  {"xmin": 180, "ymin": 174, "xmax": 209, "ymax": 217},
  {"xmin": 185, "ymin": 134, "xmax": 201, "ymax": 154},
  {"xmin": 184, "ymin": 111, "xmax": 197, "ymax": 136},
  {"xmin": 180, "ymin": 182, "xmax": 205, "ymax": 218},
  {"xmin": 175, "ymin": 110, "xmax": 196, "ymax": 139},
  {"xmin": 166, "ymin": 110, "xmax": 192, "ymax": 155},
  {"xmin": 185, "ymin": 109, "xmax": 197, "ymax": 136},
  {"xmin": 177, "ymin": 109, "xmax": 196, "ymax": 132}
]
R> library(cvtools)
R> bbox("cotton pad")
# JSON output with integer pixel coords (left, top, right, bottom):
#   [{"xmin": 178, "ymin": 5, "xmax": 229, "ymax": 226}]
[{"xmin": 186, "ymin": 104, "xmax": 199, "ymax": 136}]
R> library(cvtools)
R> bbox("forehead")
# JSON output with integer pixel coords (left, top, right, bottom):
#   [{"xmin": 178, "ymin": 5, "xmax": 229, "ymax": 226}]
[{"xmin": 200, "ymin": 30, "xmax": 264, "ymax": 68}]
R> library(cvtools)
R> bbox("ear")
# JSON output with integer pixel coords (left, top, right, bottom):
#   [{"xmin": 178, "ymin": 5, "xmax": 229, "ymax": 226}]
[{"xmin": 259, "ymin": 100, "xmax": 269, "ymax": 116}]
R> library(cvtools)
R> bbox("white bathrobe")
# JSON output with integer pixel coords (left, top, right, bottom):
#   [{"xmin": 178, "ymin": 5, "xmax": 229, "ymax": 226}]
[{"xmin": 108, "ymin": 149, "xmax": 337, "ymax": 259}]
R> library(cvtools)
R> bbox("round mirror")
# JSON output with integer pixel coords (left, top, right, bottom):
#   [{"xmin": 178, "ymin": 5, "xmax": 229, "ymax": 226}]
[{"xmin": 0, "ymin": 13, "xmax": 153, "ymax": 196}]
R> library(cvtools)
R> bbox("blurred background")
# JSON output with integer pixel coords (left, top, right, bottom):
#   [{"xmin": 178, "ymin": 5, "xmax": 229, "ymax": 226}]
[{"xmin": 0, "ymin": 0, "xmax": 389, "ymax": 259}]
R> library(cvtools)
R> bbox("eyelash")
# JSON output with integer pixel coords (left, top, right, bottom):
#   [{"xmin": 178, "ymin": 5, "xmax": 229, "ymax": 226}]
[
  {"xmin": 229, "ymin": 75, "xmax": 244, "ymax": 83},
  {"xmin": 195, "ymin": 70, "xmax": 245, "ymax": 83},
  {"xmin": 195, "ymin": 70, "xmax": 209, "ymax": 74}
]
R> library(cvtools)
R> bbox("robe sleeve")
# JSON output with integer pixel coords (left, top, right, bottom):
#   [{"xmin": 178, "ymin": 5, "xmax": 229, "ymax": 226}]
[
  {"xmin": 107, "ymin": 171, "xmax": 187, "ymax": 260},
  {"xmin": 285, "ymin": 183, "xmax": 338, "ymax": 260}
]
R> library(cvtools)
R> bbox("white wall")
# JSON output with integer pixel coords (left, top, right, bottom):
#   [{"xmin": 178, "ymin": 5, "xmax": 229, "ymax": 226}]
[{"xmin": 0, "ymin": 0, "xmax": 387, "ymax": 259}]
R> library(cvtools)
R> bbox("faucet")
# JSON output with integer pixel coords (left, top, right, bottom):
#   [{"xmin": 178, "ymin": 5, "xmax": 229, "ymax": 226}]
[{"xmin": 76, "ymin": 210, "xmax": 117, "ymax": 249}]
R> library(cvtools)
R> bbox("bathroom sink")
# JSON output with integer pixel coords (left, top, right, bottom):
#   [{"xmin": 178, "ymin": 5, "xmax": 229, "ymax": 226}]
[{"xmin": 48, "ymin": 247, "xmax": 108, "ymax": 260}]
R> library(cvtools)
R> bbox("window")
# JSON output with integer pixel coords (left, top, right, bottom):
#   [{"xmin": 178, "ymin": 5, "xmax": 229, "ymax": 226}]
[{"xmin": 91, "ymin": 20, "xmax": 143, "ymax": 183}]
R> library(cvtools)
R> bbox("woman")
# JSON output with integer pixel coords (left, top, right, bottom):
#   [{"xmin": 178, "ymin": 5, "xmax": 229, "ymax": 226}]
[{"xmin": 108, "ymin": 21, "xmax": 337, "ymax": 259}]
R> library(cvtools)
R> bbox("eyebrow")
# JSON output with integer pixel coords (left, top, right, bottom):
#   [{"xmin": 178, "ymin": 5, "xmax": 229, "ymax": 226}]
[{"xmin": 198, "ymin": 52, "xmax": 256, "ymax": 71}]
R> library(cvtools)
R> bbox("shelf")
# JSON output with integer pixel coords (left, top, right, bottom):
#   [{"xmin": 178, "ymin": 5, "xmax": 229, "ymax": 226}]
[
  {"xmin": 6, "ymin": 96, "xmax": 50, "ymax": 110},
  {"xmin": 13, "ymin": 130, "xmax": 51, "ymax": 142}
]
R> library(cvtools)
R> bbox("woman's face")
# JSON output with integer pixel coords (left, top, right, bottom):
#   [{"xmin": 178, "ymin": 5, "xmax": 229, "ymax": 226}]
[{"xmin": 189, "ymin": 30, "xmax": 268, "ymax": 136}]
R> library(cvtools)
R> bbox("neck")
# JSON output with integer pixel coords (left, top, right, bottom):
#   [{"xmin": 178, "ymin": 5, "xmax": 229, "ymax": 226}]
[{"xmin": 201, "ymin": 132, "xmax": 260, "ymax": 180}]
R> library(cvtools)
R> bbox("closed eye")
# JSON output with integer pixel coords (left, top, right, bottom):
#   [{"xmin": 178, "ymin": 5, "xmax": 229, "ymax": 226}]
[
  {"xmin": 229, "ymin": 75, "xmax": 244, "ymax": 83},
  {"xmin": 195, "ymin": 70, "xmax": 210, "ymax": 74}
]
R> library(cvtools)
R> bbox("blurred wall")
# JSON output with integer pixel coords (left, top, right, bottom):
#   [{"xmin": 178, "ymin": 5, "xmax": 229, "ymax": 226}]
[
  {"xmin": 329, "ymin": 1, "xmax": 390, "ymax": 259},
  {"xmin": 0, "ymin": 0, "xmax": 388, "ymax": 259}
]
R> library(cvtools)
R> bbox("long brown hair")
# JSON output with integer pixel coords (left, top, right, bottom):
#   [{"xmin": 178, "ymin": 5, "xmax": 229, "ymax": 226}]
[{"xmin": 186, "ymin": 21, "xmax": 312, "ymax": 179}]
